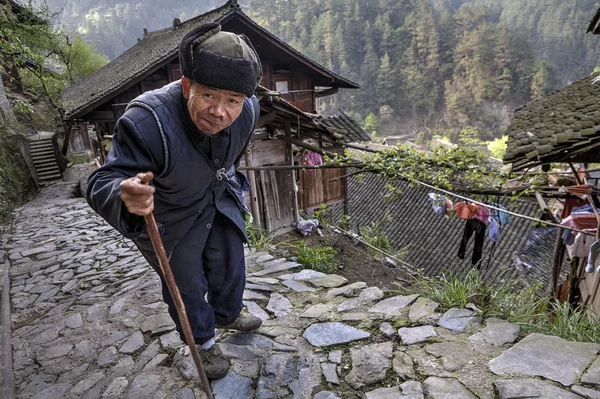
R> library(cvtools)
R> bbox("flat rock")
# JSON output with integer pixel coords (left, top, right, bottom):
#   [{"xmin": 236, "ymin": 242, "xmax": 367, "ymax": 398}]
[
  {"xmin": 366, "ymin": 387, "xmax": 400, "ymax": 399},
  {"xmin": 246, "ymin": 277, "xmax": 279, "ymax": 285},
  {"xmin": 379, "ymin": 322, "xmax": 396, "ymax": 337},
  {"xmin": 245, "ymin": 283, "xmax": 275, "ymax": 292},
  {"xmin": 243, "ymin": 289, "xmax": 268, "ymax": 300},
  {"xmin": 344, "ymin": 342, "xmax": 393, "ymax": 389},
  {"xmin": 250, "ymin": 260, "xmax": 302, "ymax": 277},
  {"xmin": 160, "ymin": 330, "xmax": 183, "ymax": 350},
  {"xmin": 62, "ymin": 313, "xmax": 83, "ymax": 329},
  {"xmin": 399, "ymin": 381, "xmax": 424, "ymax": 398},
  {"xmin": 398, "ymin": 325, "xmax": 438, "ymax": 345},
  {"xmin": 69, "ymin": 372, "xmax": 104, "ymax": 395},
  {"xmin": 572, "ymin": 385, "xmax": 600, "ymax": 398},
  {"xmin": 257, "ymin": 325, "xmax": 299, "ymax": 338},
  {"xmin": 212, "ymin": 371, "xmax": 253, "ymax": 399},
  {"xmin": 368, "ymin": 294, "xmax": 419, "ymax": 317},
  {"xmin": 308, "ymin": 274, "xmax": 348, "ymax": 288},
  {"xmin": 438, "ymin": 308, "xmax": 481, "ymax": 332},
  {"xmin": 425, "ymin": 342, "xmax": 473, "ymax": 372},
  {"xmin": 266, "ymin": 293, "xmax": 294, "ymax": 317},
  {"xmin": 468, "ymin": 318, "xmax": 520, "ymax": 346},
  {"xmin": 338, "ymin": 287, "xmax": 384, "ymax": 312},
  {"xmin": 245, "ymin": 301, "xmax": 270, "ymax": 321},
  {"xmin": 409, "ymin": 297, "xmax": 439, "ymax": 323},
  {"xmin": 329, "ymin": 350, "xmax": 342, "ymax": 364},
  {"xmin": 97, "ymin": 346, "xmax": 118, "ymax": 368},
  {"xmin": 366, "ymin": 383, "xmax": 424, "ymax": 399},
  {"xmin": 103, "ymin": 377, "xmax": 129, "ymax": 397},
  {"xmin": 423, "ymin": 377, "xmax": 477, "ymax": 399},
  {"xmin": 223, "ymin": 333, "xmax": 297, "ymax": 352},
  {"xmin": 393, "ymin": 351, "xmax": 416, "ymax": 380},
  {"xmin": 314, "ymin": 392, "xmax": 342, "ymax": 399},
  {"xmin": 494, "ymin": 379, "xmax": 584, "ymax": 399},
  {"xmin": 37, "ymin": 344, "xmax": 73, "ymax": 364},
  {"xmin": 321, "ymin": 362, "xmax": 339, "ymax": 384},
  {"xmin": 282, "ymin": 280, "xmax": 316, "ymax": 292},
  {"xmin": 31, "ymin": 383, "xmax": 72, "ymax": 399},
  {"xmin": 140, "ymin": 313, "xmax": 175, "ymax": 335},
  {"xmin": 489, "ymin": 333, "xmax": 600, "ymax": 386},
  {"xmin": 127, "ymin": 373, "xmax": 162, "ymax": 399},
  {"xmin": 326, "ymin": 282, "xmax": 367, "ymax": 298},
  {"xmin": 303, "ymin": 322, "xmax": 370, "ymax": 347},
  {"xmin": 301, "ymin": 303, "xmax": 336, "ymax": 319},
  {"xmin": 582, "ymin": 356, "xmax": 600, "ymax": 385},
  {"xmin": 278, "ymin": 269, "xmax": 327, "ymax": 280},
  {"xmin": 120, "ymin": 331, "xmax": 145, "ymax": 354}
]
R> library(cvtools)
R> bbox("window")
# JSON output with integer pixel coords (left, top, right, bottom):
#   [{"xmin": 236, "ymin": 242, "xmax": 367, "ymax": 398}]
[{"xmin": 275, "ymin": 81, "xmax": 289, "ymax": 94}]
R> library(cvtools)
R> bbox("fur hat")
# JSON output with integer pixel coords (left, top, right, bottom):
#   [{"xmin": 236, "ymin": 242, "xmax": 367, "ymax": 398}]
[{"xmin": 179, "ymin": 23, "xmax": 262, "ymax": 97}]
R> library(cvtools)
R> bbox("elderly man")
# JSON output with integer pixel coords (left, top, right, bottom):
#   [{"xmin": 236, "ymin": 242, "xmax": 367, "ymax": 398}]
[{"xmin": 87, "ymin": 22, "xmax": 263, "ymax": 379}]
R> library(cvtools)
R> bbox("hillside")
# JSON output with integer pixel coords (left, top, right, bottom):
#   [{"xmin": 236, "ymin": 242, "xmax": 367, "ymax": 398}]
[{"xmin": 45, "ymin": 0, "xmax": 600, "ymax": 142}]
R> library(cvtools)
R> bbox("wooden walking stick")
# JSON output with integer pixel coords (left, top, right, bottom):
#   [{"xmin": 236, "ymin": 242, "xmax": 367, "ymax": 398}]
[{"xmin": 136, "ymin": 172, "xmax": 213, "ymax": 399}]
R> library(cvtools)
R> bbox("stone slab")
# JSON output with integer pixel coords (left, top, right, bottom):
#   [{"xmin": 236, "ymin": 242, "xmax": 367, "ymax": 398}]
[
  {"xmin": 494, "ymin": 379, "xmax": 583, "ymax": 399},
  {"xmin": 438, "ymin": 308, "xmax": 481, "ymax": 332},
  {"xmin": 423, "ymin": 377, "xmax": 477, "ymax": 399},
  {"xmin": 489, "ymin": 333, "xmax": 600, "ymax": 386},
  {"xmin": 468, "ymin": 318, "xmax": 520, "ymax": 346},
  {"xmin": 345, "ymin": 342, "xmax": 393, "ymax": 389},
  {"xmin": 308, "ymin": 274, "xmax": 348, "ymax": 288},
  {"xmin": 368, "ymin": 294, "xmax": 419, "ymax": 317},
  {"xmin": 211, "ymin": 371, "xmax": 253, "ymax": 399},
  {"xmin": 398, "ymin": 325, "xmax": 438, "ymax": 345},
  {"xmin": 409, "ymin": 297, "xmax": 439, "ymax": 323},
  {"xmin": 303, "ymin": 322, "xmax": 370, "ymax": 347}
]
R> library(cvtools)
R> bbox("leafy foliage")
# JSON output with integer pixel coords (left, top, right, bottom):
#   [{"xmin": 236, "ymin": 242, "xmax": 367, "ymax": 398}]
[
  {"xmin": 293, "ymin": 242, "xmax": 337, "ymax": 274},
  {"xmin": 245, "ymin": 221, "xmax": 273, "ymax": 252},
  {"xmin": 359, "ymin": 214, "xmax": 392, "ymax": 254}
]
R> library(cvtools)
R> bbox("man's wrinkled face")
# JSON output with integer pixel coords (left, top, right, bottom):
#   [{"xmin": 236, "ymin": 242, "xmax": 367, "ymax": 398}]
[{"xmin": 182, "ymin": 77, "xmax": 245, "ymax": 135}]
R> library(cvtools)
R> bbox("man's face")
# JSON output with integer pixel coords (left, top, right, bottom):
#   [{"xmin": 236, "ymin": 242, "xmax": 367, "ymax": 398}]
[{"xmin": 182, "ymin": 77, "xmax": 245, "ymax": 135}]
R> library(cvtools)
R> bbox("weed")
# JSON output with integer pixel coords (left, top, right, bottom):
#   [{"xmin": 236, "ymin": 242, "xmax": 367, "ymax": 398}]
[
  {"xmin": 313, "ymin": 203, "xmax": 329, "ymax": 227},
  {"xmin": 360, "ymin": 214, "xmax": 392, "ymax": 254},
  {"xmin": 294, "ymin": 242, "xmax": 337, "ymax": 274},
  {"xmin": 396, "ymin": 269, "xmax": 600, "ymax": 343},
  {"xmin": 338, "ymin": 214, "xmax": 352, "ymax": 230},
  {"xmin": 244, "ymin": 221, "xmax": 272, "ymax": 252}
]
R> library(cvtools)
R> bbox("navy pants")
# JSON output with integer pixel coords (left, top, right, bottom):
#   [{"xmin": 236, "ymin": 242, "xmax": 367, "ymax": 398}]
[{"xmin": 156, "ymin": 210, "xmax": 246, "ymax": 345}]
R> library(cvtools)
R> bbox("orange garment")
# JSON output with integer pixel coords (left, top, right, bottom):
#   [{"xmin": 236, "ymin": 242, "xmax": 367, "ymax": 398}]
[
  {"xmin": 454, "ymin": 202, "xmax": 477, "ymax": 219},
  {"xmin": 561, "ymin": 197, "xmax": 587, "ymax": 218}
]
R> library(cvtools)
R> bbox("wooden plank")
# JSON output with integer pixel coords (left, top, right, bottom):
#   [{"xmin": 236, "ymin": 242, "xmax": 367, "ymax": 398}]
[
  {"xmin": 258, "ymin": 170, "xmax": 271, "ymax": 232},
  {"xmin": 269, "ymin": 170, "xmax": 281, "ymax": 219},
  {"xmin": 85, "ymin": 111, "xmax": 115, "ymax": 122},
  {"xmin": 249, "ymin": 140, "xmax": 287, "ymax": 166},
  {"xmin": 284, "ymin": 120, "xmax": 299, "ymax": 224},
  {"xmin": 257, "ymin": 112, "xmax": 277, "ymax": 128},
  {"xmin": 244, "ymin": 151, "xmax": 261, "ymax": 229}
]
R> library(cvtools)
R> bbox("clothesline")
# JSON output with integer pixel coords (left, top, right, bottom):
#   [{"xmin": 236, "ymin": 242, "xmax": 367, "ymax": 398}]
[{"xmin": 416, "ymin": 179, "xmax": 597, "ymax": 237}]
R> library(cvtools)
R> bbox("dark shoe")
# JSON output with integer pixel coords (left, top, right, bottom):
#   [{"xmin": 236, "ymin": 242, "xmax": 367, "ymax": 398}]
[
  {"xmin": 198, "ymin": 344, "xmax": 229, "ymax": 380},
  {"xmin": 216, "ymin": 313, "xmax": 262, "ymax": 332}
]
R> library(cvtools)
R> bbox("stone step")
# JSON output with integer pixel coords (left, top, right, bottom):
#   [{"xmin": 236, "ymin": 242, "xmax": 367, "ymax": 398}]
[
  {"xmin": 35, "ymin": 165, "xmax": 60, "ymax": 174},
  {"xmin": 33, "ymin": 157, "xmax": 57, "ymax": 165},
  {"xmin": 29, "ymin": 144, "xmax": 54, "ymax": 151},
  {"xmin": 29, "ymin": 149, "xmax": 55, "ymax": 157},
  {"xmin": 37, "ymin": 173, "xmax": 61, "ymax": 181}
]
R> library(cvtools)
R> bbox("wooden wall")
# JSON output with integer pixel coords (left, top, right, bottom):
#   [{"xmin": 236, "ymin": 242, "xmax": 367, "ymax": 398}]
[
  {"xmin": 577, "ymin": 257, "xmax": 600, "ymax": 315},
  {"xmin": 298, "ymin": 167, "xmax": 345, "ymax": 212}
]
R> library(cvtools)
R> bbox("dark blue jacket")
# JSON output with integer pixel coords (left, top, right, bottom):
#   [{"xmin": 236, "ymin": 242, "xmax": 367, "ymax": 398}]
[{"xmin": 87, "ymin": 80, "xmax": 259, "ymax": 255}]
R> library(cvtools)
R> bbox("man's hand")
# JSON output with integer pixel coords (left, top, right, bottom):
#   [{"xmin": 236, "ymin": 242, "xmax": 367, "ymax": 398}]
[{"xmin": 120, "ymin": 172, "xmax": 155, "ymax": 216}]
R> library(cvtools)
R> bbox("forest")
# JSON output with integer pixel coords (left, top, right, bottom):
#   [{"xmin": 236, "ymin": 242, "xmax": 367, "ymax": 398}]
[{"xmin": 44, "ymin": 0, "xmax": 600, "ymax": 143}]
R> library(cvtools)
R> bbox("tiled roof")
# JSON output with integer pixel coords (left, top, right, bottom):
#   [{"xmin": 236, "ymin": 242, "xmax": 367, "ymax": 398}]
[
  {"xmin": 315, "ymin": 112, "xmax": 370, "ymax": 143},
  {"xmin": 503, "ymin": 71, "xmax": 600, "ymax": 171},
  {"xmin": 331, "ymin": 172, "xmax": 568, "ymax": 290},
  {"xmin": 61, "ymin": 1, "xmax": 359, "ymax": 119},
  {"xmin": 61, "ymin": 3, "xmax": 232, "ymax": 118}
]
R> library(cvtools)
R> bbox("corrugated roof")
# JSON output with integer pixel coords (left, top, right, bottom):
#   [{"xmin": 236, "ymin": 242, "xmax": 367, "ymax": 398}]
[
  {"xmin": 61, "ymin": 0, "xmax": 359, "ymax": 119},
  {"xmin": 503, "ymin": 71, "xmax": 600, "ymax": 170},
  {"xmin": 331, "ymin": 172, "xmax": 568, "ymax": 290}
]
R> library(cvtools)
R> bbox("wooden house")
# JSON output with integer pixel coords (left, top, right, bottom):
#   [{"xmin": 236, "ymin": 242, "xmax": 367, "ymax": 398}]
[{"xmin": 61, "ymin": 0, "xmax": 369, "ymax": 235}]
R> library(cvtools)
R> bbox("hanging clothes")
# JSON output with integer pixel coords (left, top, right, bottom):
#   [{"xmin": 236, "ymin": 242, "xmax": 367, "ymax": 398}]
[
  {"xmin": 488, "ymin": 217, "xmax": 501, "ymax": 243},
  {"xmin": 458, "ymin": 218, "xmax": 487, "ymax": 267},
  {"xmin": 572, "ymin": 232, "xmax": 595, "ymax": 258},
  {"xmin": 304, "ymin": 151, "xmax": 324, "ymax": 166},
  {"xmin": 454, "ymin": 202, "xmax": 476, "ymax": 219},
  {"xmin": 488, "ymin": 202, "xmax": 511, "ymax": 226},
  {"xmin": 561, "ymin": 197, "xmax": 588, "ymax": 218},
  {"xmin": 472, "ymin": 203, "xmax": 490, "ymax": 224},
  {"xmin": 586, "ymin": 240, "xmax": 600, "ymax": 273},
  {"xmin": 427, "ymin": 194, "xmax": 454, "ymax": 217}
]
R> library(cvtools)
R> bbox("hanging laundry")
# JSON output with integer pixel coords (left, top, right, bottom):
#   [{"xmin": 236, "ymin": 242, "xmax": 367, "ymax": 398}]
[
  {"xmin": 488, "ymin": 202, "xmax": 511, "ymax": 226},
  {"xmin": 454, "ymin": 202, "xmax": 477, "ymax": 219},
  {"xmin": 428, "ymin": 194, "xmax": 453, "ymax": 217},
  {"xmin": 472, "ymin": 203, "xmax": 490, "ymax": 224},
  {"xmin": 561, "ymin": 197, "xmax": 588, "ymax": 218},
  {"xmin": 458, "ymin": 218, "xmax": 486, "ymax": 267},
  {"xmin": 586, "ymin": 240, "xmax": 600, "ymax": 273},
  {"xmin": 304, "ymin": 151, "xmax": 324, "ymax": 167},
  {"xmin": 572, "ymin": 232, "xmax": 595, "ymax": 258},
  {"xmin": 562, "ymin": 229, "xmax": 576, "ymax": 246},
  {"xmin": 488, "ymin": 217, "xmax": 501, "ymax": 243}
]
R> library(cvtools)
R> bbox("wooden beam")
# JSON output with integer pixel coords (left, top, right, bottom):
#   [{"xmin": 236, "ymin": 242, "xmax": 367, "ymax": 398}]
[
  {"xmin": 276, "ymin": 135, "xmax": 336, "ymax": 158},
  {"xmin": 85, "ymin": 111, "xmax": 116, "ymax": 122},
  {"xmin": 244, "ymin": 151, "xmax": 261, "ymax": 229},
  {"xmin": 257, "ymin": 111, "xmax": 277, "ymax": 128},
  {"xmin": 284, "ymin": 120, "xmax": 299, "ymax": 225}
]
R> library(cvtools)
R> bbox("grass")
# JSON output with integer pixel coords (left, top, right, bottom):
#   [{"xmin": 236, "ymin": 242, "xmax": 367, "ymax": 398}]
[
  {"xmin": 294, "ymin": 241, "xmax": 337, "ymax": 274},
  {"xmin": 245, "ymin": 221, "xmax": 273, "ymax": 252},
  {"xmin": 396, "ymin": 269, "xmax": 600, "ymax": 343}
]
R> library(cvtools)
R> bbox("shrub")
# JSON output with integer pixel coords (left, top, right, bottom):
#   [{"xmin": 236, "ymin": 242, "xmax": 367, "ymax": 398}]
[{"xmin": 244, "ymin": 221, "xmax": 272, "ymax": 252}]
